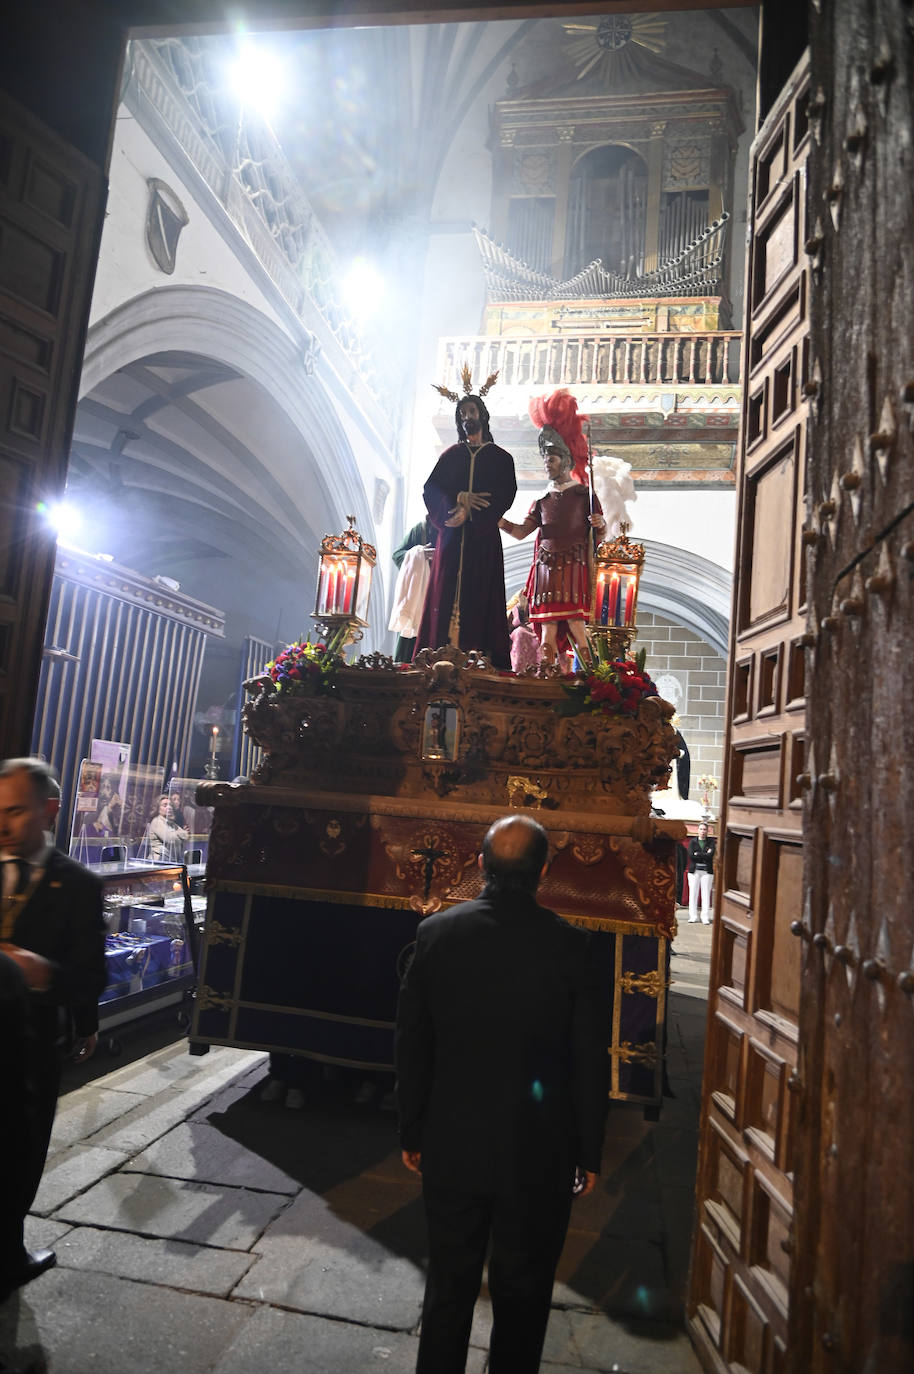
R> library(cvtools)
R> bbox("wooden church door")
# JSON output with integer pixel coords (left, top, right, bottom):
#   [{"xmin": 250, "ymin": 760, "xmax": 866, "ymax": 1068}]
[
  {"xmin": 687, "ymin": 52, "xmax": 812, "ymax": 1374},
  {"xmin": 0, "ymin": 91, "xmax": 107, "ymax": 757},
  {"xmin": 791, "ymin": 2, "xmax": 914, "ymax": 1370}
]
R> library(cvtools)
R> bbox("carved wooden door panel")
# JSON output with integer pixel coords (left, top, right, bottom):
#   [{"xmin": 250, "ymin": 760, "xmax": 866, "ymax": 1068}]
[
  {"xmin": 0, "ymin": 91, "xmax": 106, "ymax": 756},
  {"xmin": 792, "ymin": 4, "xmax": 914, "ymax": 1371},
  {"xmin": 687, "ymin": 56, "xmax": 812, "ymax": 1374}
]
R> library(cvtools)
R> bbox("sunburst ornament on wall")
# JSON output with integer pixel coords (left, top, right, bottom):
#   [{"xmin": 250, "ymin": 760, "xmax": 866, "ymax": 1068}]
[{"xmin": 563, "ymin": 14, "xmax": 668, "ymax": 83}]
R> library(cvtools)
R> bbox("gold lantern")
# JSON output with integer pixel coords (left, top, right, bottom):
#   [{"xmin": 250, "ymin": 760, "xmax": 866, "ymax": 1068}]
[
  {"xmin": 587, "ymin": 523, "xmax": 645, "ymax": 661},
  {"xmin": 313, "ymin": 514, "xmax": 376, "ymax": 640}
]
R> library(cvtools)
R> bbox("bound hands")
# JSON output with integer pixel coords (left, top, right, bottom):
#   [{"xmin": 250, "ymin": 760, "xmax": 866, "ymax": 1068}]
[{"xmin": 445, "ymin": 490, "xmax": 490, "ymax": 528}]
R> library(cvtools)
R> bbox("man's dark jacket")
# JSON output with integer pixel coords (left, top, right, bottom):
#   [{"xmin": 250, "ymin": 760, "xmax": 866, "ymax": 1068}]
[
  {"xmin": 396, "ymin": 888, "xmax": 607, "ymax": 1195},
  {"xmin": 687, "ymin": 836, "xmax": 717, "ymax": 874},
  {"xmin": 8, "ymin": 850, "xmax": 106, "ymax": 1049}
]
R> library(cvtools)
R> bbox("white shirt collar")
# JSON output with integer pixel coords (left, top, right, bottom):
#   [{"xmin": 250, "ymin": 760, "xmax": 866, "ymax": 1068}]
[{"xmin": 543, "ymin": 478, "xmax": 579, "ymax": 497}]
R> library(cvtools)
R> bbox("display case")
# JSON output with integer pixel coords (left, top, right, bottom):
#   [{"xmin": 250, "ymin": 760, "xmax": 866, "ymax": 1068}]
[{"xmin": 95, "ymin": 862, "xmax": 203, "ymax": 1044}]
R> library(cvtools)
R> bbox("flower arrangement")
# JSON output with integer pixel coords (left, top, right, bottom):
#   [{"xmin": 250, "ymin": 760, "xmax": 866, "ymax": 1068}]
[
  {"xmin": 553, "ymin": 645, "xmax": 660, "ymax": 718},
  {"xmin": 263, "ymin": 625, "xmax": 349, "ymax": 695},
  {"xmin": 697, "ymin": 773, "xmax": 719, "ymax": 812}
]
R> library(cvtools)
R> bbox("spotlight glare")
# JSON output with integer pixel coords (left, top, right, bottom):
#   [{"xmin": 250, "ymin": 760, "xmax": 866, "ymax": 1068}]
[
  {"xmin": 227, "ymin": 41, "xmax": 287, "ymax": 121},
  {"xmin": 343, "ymin": 258, "xmax": 385, "ymax": 321},
  {"xmin": 44, "ymin": 501, "xmax": 82, "ymax": 540}
]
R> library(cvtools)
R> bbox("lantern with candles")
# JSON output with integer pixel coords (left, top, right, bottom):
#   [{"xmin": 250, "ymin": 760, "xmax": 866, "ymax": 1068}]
[
  {"xmin": 587, "ymin": 523, "xmax": 645, "ymax": 661},
  {"xmin": 313, "ymin": 515, "xmax": 377, "ymax": 638}
]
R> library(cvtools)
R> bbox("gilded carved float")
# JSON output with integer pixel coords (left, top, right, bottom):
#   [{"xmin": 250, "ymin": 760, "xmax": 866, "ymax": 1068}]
[{"xmin": 191, "ymin": 648, "xmax": 686, "ymax": 1107}]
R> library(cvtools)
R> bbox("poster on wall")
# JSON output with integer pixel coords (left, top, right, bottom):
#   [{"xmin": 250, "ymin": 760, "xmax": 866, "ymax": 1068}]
[{"xmin": 69, "ymin": 759, "xmax": 165, "ymax": 867}]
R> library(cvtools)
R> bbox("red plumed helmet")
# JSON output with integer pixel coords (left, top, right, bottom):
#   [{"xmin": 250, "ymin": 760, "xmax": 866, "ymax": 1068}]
[{"xmin": 528, "ymin": 389, "xmax": 589, "ymax": 484}]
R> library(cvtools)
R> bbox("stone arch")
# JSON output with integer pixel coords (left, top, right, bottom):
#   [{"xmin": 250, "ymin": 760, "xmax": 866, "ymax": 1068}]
[
  {"xmin": 503, "ymin": 538, "xmax": 730, "ymax": 658},
  {"xmin": 80, "ymin": 285, "xmax": 388, "ymax": 646}
]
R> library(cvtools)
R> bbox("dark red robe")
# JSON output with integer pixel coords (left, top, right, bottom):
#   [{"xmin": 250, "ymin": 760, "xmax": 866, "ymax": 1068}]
[{"xmin": 414, "ymin": 440, "xmax": 516, "ymax": 670}]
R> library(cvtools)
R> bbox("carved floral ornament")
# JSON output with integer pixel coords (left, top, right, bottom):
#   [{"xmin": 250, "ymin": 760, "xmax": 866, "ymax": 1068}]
[{"xmin": 241, "ymin": 646, "xmax": 679, "ymax": 814}]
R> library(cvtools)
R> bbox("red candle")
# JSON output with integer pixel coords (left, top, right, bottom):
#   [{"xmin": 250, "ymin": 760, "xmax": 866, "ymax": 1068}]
[
  {"xmin": 329, "ymin": 564, "xmax": 340, "ymax": 613},
  {"xmin": 342, "ymin": 566, "xmax": 355, "ymax": 614},
  {"xmin": 610, "ymin": 573, "xmax": 620, "ymax": 626},
  {"xmin": 624, "ymin": 580, "xmax": 635, "ymax": 624}
]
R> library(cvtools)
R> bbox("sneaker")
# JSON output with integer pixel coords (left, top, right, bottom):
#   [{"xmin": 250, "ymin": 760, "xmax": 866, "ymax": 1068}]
[
  {"xmin": 285, "ymin": 1087, "xmax": 306, "ymax": 1110},
  {"xmin": 701, "ymin": 918, "xmax": 712, "ymax": 925},
  {"xmin": 687, "ymin": 917, "xmax": 699, "ymax": 924},
  {"xmin": 260, "ymin": 1077, "xmax": 285, "ymax": 1103}
]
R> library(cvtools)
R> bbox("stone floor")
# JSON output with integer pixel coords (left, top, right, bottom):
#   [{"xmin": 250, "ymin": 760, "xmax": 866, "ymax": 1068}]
[{"xmin": 0, "ymin": 918, "xmax": 711, "ymax": 1374}]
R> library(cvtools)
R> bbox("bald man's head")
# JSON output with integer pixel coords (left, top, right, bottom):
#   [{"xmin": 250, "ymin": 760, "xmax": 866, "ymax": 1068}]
[{"xmin": 481, "ymin": 815, "xmax": 549, "ymax": 894}]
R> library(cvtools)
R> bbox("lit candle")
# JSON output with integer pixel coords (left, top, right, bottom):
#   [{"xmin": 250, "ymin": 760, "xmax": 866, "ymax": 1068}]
[
  {"xmin": 342, "ymin": 565, "xmax": 355, "ymax": 615},
  {"xmin": 329, "ymin": 563, "xmax": 340, "ymax": 613},
  {"xmin": 610, "ymin": 573, "xmax": 621, "ymax": 626},
  {"xmin": 624, "ymin": 580, "xmax": 635, "ymax": 624},
  {"xmin": 210, "ymin": 726, "xmax": 219, "ymax": 761},
  {"xmin": 318, "ymin": 565, "xmax": 328, "ymax": 613}
]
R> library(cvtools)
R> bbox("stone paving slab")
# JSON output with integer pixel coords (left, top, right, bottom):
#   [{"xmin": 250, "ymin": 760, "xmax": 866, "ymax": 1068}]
[
  {"xmin": 53, "ymin": 1225, "xmax": 257, "ymax": 1296},
  {"xmin": 129, "ymin": 1120, "xmax": 303, "ymax": 1195},
  {"xmin": 543, "ymin": 1309, "xmax": 703, "ymax": 1372},
  {"xmin": 209, "ymin": 1305, "xmax": 486, "ymax": 1374},
  {"xmin": 46, "ymin": 1087, "xmax": 147, "ymax": 1157},
  {"xmin": 24, "ymin": 1215, "xmax": 74, "ymax": 1250},
  {"xmin": 0, "ymin": 1268, "xmax": 252, "ymax": 1374},
  {"xmin": 235, "ymin": 1182, "xmax": 426, "ymax": 1330},
  {"xmin": 97, "ymin": 1043, "xmax": 265, "ymax": 1099},
  {"xmin": 568, "ymin": 1182, "xmax": 665, "ymax": 1243},
  {"xmin": 555, "ymin": 1230, "xmax": 675, "ymax": 1322},
  {"xmin": 192, "ymin": 1080, "xmax": 406, "ymax": 1191},
  {"xmin": 53, "ymin": 1171, "xmax": 290, "ymax": 1250},
  {"xmin": 32, "ymin": 1143, "xmax": 130, "ymax": 1215},
  {"xmin": 85, "ymin": 1057, "xmax": 272, "ymax": 1157}
]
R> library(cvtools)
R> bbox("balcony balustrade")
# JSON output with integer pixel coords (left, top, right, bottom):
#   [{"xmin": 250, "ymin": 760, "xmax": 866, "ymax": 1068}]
[{"xmin": 437, "ymin": 330, "xmax": 742, "ymax": 394}]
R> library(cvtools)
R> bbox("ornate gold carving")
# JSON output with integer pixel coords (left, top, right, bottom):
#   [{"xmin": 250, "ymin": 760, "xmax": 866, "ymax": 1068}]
[
  {"xmin": 196, "ymin": 987, "xmax": 234, "ymax": 1013},
  {"xmin": 205, "ymin": 921, "xmax": 244, "ymax": 949},
  {"xmin": 616, "ymin": 1040, "xmax": 659, "ymax": 1066},
  {"xmin": 242, "ymin": 650, "xmax": 679, "ymax": 817},
  {"xmin": 620, "ymin": 969, "xmax": 668, "ymax": 998},
  {"xmin": 506, "ymin": 775, "xmax": 550, "ymax": 807}
]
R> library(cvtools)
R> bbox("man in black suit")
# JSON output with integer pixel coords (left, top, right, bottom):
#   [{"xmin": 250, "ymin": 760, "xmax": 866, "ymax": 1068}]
[
  {"xmin": 396, "ymin": 815, "xmax": 607, "ymax": 1373},
  {"xmin": 0, "ymin": 757, "xmax": 107, "ymax": 1300}
]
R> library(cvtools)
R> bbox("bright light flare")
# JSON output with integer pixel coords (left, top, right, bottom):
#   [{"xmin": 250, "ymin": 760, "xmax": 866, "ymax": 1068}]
[
  {"xmin": 342, "ymin": 258, "xmax": 385, "ymax": 321},
  {"xmin": 227, "ymin": 41, "xmax": 287, "ymax": 122},
  {"xmin": 40, "ymin": 500, "xmax": 83, "ymax": 540}
]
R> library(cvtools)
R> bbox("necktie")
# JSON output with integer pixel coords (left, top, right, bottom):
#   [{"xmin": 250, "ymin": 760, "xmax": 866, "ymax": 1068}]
[
  {"xmin": 1, "ymin": 859, "xmax": 31, "ymax": 939},
  {"xmin": 5, "ymin": 857, "xmax": 30, "ymax": 895}
]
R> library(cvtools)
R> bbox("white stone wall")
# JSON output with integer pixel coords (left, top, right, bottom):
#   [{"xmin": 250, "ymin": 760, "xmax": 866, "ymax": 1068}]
[{"xmin": 637, "ymin": 609, "xmax": 727, "ymax": 813}]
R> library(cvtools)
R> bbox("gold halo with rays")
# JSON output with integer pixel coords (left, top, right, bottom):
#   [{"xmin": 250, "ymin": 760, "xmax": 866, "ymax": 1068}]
[{"xmin": 563, "ymin": 14, "xmax": 668, "ymax": 84}]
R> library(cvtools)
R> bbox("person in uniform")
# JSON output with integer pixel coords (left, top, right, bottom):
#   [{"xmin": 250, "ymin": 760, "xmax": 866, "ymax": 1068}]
[{"xmin": 499, "ymin": 389, "xmax": 604, "ymax": 664}]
